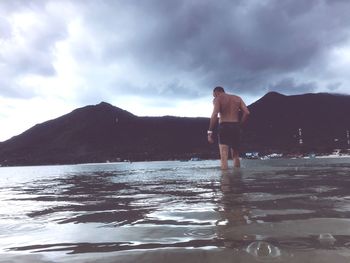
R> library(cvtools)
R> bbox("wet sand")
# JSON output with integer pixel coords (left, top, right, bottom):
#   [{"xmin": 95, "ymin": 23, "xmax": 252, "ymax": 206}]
[
  {"xmin": 2, "ymin": 247, "xmax": 350, "ymax": 263},
  {"xmin": 0, "ymin": 158, "xmax": 350, "ymax": 262}
]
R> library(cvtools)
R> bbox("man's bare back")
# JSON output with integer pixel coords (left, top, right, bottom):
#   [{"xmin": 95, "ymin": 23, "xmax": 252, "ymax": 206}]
[
  {"xmin": 214, "ymin": 93, "xmax": 245, "ymax": 123},
  {"xmin": 209, "ymin": 92, "xmax": 249, "ymax": 130}
]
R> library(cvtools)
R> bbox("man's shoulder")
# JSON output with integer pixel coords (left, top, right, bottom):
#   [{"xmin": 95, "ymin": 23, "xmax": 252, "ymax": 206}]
[{"xmin": 228, "ymin": 94, "xmax": 242, "ymax": 101}]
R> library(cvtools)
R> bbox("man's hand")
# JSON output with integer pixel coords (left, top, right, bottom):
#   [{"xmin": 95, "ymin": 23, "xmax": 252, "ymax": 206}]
[{"xmin": 208, "ymin": 134, "xmax": 214, "ymax": 144}]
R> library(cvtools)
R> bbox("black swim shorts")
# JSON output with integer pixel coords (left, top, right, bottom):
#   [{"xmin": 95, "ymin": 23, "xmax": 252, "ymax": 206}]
[{"xmin": 218, "ymin": 122, "xmax": 241, "ymax": 148}]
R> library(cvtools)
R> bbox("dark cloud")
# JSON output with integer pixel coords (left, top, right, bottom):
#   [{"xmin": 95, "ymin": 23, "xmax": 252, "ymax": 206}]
[
  {"xmin": 104, "ymin": 77, "xmax": 202, "ymax": 104},
  {"xmin": 268, "ymin": 78, "xmax": 317, "ymax": 94},
  {"xmin": 71, "ymin": 0, "xmax": 350, "ymax": 98},
  {"xmin": 1, "ymin": 0, "xmax": 350, "ymax": 101}
]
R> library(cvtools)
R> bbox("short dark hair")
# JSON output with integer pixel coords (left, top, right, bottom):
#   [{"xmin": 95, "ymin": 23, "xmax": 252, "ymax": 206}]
[{"xmin": 213, "ymin": 86, "xmax": 225, "ymax": 93}]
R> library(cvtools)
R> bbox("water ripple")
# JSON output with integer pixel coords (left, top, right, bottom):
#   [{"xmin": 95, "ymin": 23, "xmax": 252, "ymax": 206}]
[
  {"xmin": 184, "ymin": 228, "xmax": 216, "ymax": 238},
  {"xmin": 246, "ymin": 241, "xmax": 282, "ymax": 260},
  {"xmin": 1, "ymin": 159, "xmax": 350, "ymax": 261}
]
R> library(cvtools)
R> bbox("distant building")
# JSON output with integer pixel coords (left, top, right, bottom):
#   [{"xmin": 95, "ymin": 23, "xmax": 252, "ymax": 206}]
[{"xmin": 298, "ymin": 128, "xmax": 303, "ymax": 145}]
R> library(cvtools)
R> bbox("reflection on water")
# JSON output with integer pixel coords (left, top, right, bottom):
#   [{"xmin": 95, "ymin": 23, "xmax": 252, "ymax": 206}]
[{"xmin": 1, "ymin": 158, "xmax": 350, "ymax": 262}]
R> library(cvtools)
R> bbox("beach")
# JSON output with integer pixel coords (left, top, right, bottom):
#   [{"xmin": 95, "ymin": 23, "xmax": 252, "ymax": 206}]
[{"xmin": 1, "ymin": 158, "xmax": 350, "ymax": 262}]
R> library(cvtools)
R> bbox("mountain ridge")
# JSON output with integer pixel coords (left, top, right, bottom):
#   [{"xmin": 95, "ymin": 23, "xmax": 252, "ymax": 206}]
[{"xmin": 0, "ymin": 92, "xmax": 349, "ymax": 166}]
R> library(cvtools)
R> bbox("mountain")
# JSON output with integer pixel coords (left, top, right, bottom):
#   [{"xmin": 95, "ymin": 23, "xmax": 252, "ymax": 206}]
[
  {"xmin": 0, "ymin": 92, "xmax": 349, "ymax": 166},
  {"xmin": 0, "ymin": 102, "xmax": 210, "ymax": 165},
  {"xmin": 244, "ymin": 92, "xmax": 350, "ymax": 153}
]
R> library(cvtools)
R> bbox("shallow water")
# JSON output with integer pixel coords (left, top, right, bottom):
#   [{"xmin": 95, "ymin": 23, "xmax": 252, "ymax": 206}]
[{"xmin": 1, "ymin": 158, "xmax": 350, "ymax": 262}]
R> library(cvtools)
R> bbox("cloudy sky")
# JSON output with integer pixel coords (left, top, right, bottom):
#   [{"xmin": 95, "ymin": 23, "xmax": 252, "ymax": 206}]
[{"xmin": 1, "ymin": 0, "xmax": 350, "ymax": 141}]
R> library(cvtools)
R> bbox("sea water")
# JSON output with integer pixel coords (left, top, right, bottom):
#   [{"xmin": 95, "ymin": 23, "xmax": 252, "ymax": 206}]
[{"xmin": 1, "ymin": 158, "xmax": 350, "ymax": 262}]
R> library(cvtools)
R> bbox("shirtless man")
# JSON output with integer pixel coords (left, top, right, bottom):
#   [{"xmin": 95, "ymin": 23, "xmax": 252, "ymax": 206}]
[{"xmin": 207, "ymin": 87, "xmax": 250, "ymax": 169}]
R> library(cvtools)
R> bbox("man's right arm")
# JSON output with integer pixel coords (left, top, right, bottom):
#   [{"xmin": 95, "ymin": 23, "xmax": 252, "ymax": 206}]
[{"xmin": 208, "ymin": 98, "xmax": 220, "ymax": 132}]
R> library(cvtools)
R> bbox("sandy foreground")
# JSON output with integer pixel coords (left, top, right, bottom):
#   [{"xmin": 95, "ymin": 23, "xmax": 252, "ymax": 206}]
[{"xmin": 1, "ymin": 247, "xmax": 350, "ymax": 263}]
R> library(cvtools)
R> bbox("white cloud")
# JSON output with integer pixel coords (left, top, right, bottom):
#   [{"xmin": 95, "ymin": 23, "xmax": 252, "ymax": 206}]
[
  {"xmin": 0, "ymin": 96, "xmax": 76, "ymax": 141},
  {"xmin": 326, "ymin": 44, "xmax": 350, "ymax": 91}
]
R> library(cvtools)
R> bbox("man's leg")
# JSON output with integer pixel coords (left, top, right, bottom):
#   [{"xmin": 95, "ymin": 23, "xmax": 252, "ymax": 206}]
[
  {"xmin": 231, "ymin": 148, "xmax": 240, "ymax": 168},
  {"xmin": 219, "ymin": 144, "xmax": 229, "ymax": 170}
]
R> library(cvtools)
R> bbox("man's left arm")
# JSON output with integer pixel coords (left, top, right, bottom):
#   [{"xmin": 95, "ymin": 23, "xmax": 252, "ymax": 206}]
[{"xmin": 239, "ymin": 98, "xmax": 250, "ymax": 124}]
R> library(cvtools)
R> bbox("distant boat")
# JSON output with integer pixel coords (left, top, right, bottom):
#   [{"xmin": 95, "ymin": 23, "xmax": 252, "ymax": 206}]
[
  {"xmin": 257, "ymin": 153, "xmax": 282, "ymax": 159},
  {"xmin": 190, "ymin": 157, "xmax": 201, "ymax": 161},
  {"xmin": 304, "ymin": 153, "xmax": 316, "ymax": 159},
  {"xmin": 245, "ymin": 152, "xmax": 259, "ymax": 159},
  {"xmin": 316, "ymin": 153, "xmax": 350, "ymax": 159},
  {"xmin": 267, "ymin": 153, "xmax": 283, "ymax": 159},
  {"xmin": 316, "ymin": 149, "xmax": 350, "ymax": 159}
]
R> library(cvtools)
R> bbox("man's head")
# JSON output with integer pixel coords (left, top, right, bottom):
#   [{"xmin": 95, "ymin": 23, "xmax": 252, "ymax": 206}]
[{"xmin": 213, "ymin": 86, "xmax": 225, "ymax": 98}]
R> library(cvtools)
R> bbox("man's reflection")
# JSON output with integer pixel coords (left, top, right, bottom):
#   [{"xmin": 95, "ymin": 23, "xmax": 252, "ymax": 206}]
[{"xmin": 216, "ymin": 168, "xmax": 252, "ymax": 247}]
